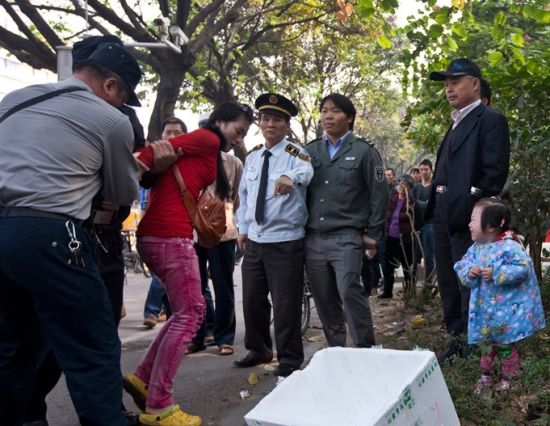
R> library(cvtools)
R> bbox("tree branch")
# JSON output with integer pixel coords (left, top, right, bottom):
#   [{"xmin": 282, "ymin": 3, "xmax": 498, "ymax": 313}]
[
  {"xmin": 0, "ymin": 26, "xmax": 56, "ymax": 71},
  {"xmin": 191, "ymin": 0, "xmax": 247, "ymax": 55},
  {"xmin": 186, "ymin": 0, "xmax": 225, "ymax": 36},
  {"xmin": 175, "ymin": 1, "xmax": 192, "ymax": 29},
  {"xmin": 14, "ymin": 0, "xmax": 64, "ymax": 49},
  {"xmin": 85, "ymin": 0, "xmax": 155, "ymax": 41}
]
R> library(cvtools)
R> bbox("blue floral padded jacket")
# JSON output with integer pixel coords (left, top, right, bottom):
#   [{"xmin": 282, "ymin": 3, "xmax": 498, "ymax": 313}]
[{"xmin": 454, "ymin": 234, "xmax": 546, "ymax": 345}]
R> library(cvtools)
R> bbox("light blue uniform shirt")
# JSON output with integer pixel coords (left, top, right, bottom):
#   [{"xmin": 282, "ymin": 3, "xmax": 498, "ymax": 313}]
[
  {"xmin": 325, "ymin": 131, "xmax": 350, "ymax": 159},
  {"xmin": 237, "ymin": 139, "xmax": 313, "ymax": 243}
]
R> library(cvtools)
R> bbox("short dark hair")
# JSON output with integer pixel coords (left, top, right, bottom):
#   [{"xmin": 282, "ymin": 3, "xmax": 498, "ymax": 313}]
[
  {"xmin": 480, "ymin": 79, "xmax": 492, "ymax": 105},
  {"xmin": 476, "ymin": 198, "xmax": 511, "ymax": 233},
  {"xmin": 319, "ymin": 93, "xmax": 356, "ymax": 131},
  {"xmin": 410, "ymin": 167, "xmax": 420, "ymax": 174},
  {"xmin": 419, "ymin": 159, "xmax": 433, "ymax": 170},
  {"xmin": 385, "ymin": 167, "xmax": 395, "ymax": 175},
  {"xmin": 161, "ymin": 117, "xmax": 187, "ymax": 134}
]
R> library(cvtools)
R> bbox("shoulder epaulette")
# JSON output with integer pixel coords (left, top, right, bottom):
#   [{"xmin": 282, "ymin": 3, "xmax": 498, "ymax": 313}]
[
  {"xmin": 247, "ymin": 144, "xmax": 263, "ymax": 155},
  {"xmin": 285, "ymin": 142, "xmax": 310, "ymax": 162},
  {"xmin": 357, "ymin": 137, "xmax": 374, "ymax": 146},
  {"xmin": 306, "ymin": 137, "xmax": 322, "ymax": 146}
]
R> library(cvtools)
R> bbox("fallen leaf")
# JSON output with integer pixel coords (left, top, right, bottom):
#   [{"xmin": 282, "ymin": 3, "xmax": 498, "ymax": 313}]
[{"xmin": 248, "ymin": 372, "xmax": 259, "ymax": 385}]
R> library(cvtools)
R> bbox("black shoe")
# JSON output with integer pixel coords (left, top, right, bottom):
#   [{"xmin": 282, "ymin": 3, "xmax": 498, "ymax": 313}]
[
  {"xmin": 436, "ymin": 342, "xmax": 462, "ymax": 364},
  {"xmin": 273, "ymin": 364, "xmax": 297, "ymax": 377},
  {"xmin": 233, "ymin": 351, "xmax": 272, "ymax": 368},
  {"xmin": 122, "ymin": 410, "xmax": 140, "ymax": 426},
  {"xmin": 377, "ymin": 293, "xmax": 393, "ymax": 299}
]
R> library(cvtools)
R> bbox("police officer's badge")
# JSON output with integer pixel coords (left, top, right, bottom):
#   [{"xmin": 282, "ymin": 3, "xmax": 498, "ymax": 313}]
[
  {"xmin": 269, "ymin": 94, "xmax": 278, "ymax": 104},
  {"xmin": 375, "ymin": 166, "xmax": 384, "ymax": 182}
]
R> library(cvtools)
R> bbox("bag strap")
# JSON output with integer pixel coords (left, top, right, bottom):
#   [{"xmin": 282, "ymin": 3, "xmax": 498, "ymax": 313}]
[
  {"xmin": 0, "ymin": 87, "xmax": 86, "ymax": 125},
  {"xmin": 172, "ymin": 165, "xmax": 198, "ymax": 218}
]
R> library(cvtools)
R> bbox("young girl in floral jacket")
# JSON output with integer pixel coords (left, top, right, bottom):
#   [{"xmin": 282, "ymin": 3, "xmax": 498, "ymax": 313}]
[{"xmin": 454, "ymin": 199, "xmax": 545, "ymax": 394}]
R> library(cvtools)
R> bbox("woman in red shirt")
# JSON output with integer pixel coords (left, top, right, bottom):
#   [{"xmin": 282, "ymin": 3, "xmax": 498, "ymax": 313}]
[{"xmin": 124, "ymin": 102, "xmax": 253, "ymax": 426}]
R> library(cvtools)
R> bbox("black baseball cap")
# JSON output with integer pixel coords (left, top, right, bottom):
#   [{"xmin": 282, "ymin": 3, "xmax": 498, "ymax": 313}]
[
  {"xmin": 72, "ymin": 35, "xmax": 123, "ymax": 65},
  {"xmin": 255, "ymin": 93, "xmax": 298, "ymax": 119},
  {"xmin": 78, "ymin": 41, "xmax": 142, "ymax": 106},
  {"xmin": 429, "ymin": 58, "xmax": 482, "ymax": 81}
]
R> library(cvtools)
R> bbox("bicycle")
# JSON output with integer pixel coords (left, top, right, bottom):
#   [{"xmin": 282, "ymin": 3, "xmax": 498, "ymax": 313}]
[
  {"xmin": 268, "ymin": 269, "xmax": 313, "ymax": 336},
  {"xmin": 300, "ymin": 270, "xmax": 313, "ymax": 335},
  {"xmin": 121, "ymin": 229, "xmax": 151, "ymax": 278}
]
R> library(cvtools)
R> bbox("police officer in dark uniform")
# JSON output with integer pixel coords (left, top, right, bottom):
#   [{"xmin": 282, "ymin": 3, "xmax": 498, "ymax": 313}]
[
  {"xmin": 305, "ymin": 93, "xmax": 388, "ymax": 348},
  {"xmin": 425, "ymin": 58, "xmax": 510, "ymax": 361}
]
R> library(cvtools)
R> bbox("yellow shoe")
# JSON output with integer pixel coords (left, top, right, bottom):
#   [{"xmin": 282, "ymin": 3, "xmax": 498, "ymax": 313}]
[
  {"xmin": 123, "ymin": 373, "xmax": 148, "ymax": 411},
  {"xmin": 139, "ymin": 405, "xmax": 202, "ymax": 426}
]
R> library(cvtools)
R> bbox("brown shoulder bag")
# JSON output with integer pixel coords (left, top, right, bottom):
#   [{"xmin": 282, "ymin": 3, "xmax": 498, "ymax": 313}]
[{"xmin": 172, "ymin": 165, "xmax": 226, "ymax": 248}]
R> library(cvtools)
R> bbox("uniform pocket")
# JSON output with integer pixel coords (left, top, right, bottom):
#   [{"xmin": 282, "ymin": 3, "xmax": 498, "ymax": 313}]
[{"xmin": 338, "ymin": 163, "xmax": 359, "ymax": 185}]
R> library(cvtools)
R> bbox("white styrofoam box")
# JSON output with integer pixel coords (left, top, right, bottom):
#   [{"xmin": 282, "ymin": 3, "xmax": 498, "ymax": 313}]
[{"xmin": 245, "ymin": 347, "xmax": 459, "ymax": 426}]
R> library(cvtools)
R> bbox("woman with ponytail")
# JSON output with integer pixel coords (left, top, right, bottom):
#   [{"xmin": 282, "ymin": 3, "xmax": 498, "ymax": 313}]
[{"xmin": 125, "ymin": 102, "xmax": 253, "ymax": 426}]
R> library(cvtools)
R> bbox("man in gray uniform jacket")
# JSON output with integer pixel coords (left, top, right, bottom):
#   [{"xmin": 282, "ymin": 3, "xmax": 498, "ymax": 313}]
[
  {"xmin": 0, "ymin": 42, "xmax": 141, "ymax": 426},
  {"xmin": 305, "ymin": 93, "xmax": 388, "ymax": 348}
]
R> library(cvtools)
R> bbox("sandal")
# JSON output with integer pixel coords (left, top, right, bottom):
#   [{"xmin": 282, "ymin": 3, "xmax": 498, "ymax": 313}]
[{"xmin": 218, "ymin": 344, "xmax": 234, "ymax": 356}]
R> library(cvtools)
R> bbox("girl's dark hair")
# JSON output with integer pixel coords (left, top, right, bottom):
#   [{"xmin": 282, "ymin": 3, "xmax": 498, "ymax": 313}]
[
  {"xmin": 476, "ymin": 198, "xmax": 512, "ymax": 233},
  {"xmin": 319, "ymin": 93, "xmax": 356, "ymax": 131},
  {"xmin": 202, "ymin": 102, "xmax": 253, "ymax": 201}
]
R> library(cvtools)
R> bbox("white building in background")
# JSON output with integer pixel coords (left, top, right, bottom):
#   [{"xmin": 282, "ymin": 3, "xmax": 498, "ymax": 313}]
[{"xmin": 0, "ymin": 53, "xmax": 57, "ymax": 101}]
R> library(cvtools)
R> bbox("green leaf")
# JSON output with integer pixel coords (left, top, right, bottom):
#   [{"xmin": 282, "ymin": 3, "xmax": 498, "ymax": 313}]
[
  {"xmin": 447, "ymin": 37, "xmax": 458, "ymax": 52},
  {"xmin": 433, "ymin": 8, "xmax": 450, "ymax": 25},
  {"xmin": 381, "ymin": 0, "xmax": 399, "ymax": 12},
  {"xmin": 511, "ymin": 32, "xmax": 525, "ymax": 47},
  {"xmin": 487, "ymin": 50, "xmax": 504, "ymax": 67},
  {"xmin": 451, "ymin": 23, "xmax": 468, "ymax": 40},
  {"xmin": 509, "ymin": 46, "xmax": 526, "ymax": 65},
  {"xmin": 523, "ymin": 5, "xmax": 550, "ymax": 24},
  {"xmin": 376, "ymin": 34, "xmax": 392, "ymax": 49},
  {"xmin": 356, "ymin": 0, "xmax": 375, "ymax": 17},
  {"xmin": 494, "ymin": 11, "xmax": 507, "ymax": 25},
  {"xmin": 428, "ymin": 24, "xmax": 443, "ymax": 39}
]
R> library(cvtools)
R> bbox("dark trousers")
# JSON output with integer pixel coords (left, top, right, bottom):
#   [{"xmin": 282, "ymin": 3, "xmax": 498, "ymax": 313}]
[
  {"xmin": 433, "ymin": 222, "xmax": 472, "ymax": 336},
  {"xmin": 241, "ymin": 239, "xmax": 304, "ymax": 368},
  {"xmin": 24, "ymin": 255, "xmax": 127, "ymax": 423},
  {"xmin": 382, "ymin": 235, "xmax": 415, "ymax": 297},
  {"xmin": 193, "ymin": 240, "xmax": 237, "ymax": 346},
  {"xmin": 305, "ymin": 233, "xmax": 375, "ymax": 348},
  {"xmin": 0, "ymin": 217, "xmax": 125, "ymax": 426}
]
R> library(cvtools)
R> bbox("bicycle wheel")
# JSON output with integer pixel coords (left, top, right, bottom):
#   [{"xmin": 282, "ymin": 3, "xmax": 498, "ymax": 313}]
[{"xmin": 301, "ymin": 291, "xmax": 311, "ymax": 336}]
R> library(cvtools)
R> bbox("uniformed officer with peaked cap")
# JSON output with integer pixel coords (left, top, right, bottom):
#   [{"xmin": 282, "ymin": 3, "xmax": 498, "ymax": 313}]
[{"xmin": 235, "ymin": 92, "xmax": 313, "ymax": 377}]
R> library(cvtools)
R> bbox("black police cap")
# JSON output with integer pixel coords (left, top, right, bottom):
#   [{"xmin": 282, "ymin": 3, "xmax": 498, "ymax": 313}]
[
  {"xmin": 429, "ymin": 58, "xmax": 482, "ymax": 81},
  {"xmin": 255, "ymin": 93, "xmax": 298, "ymax": 118}
]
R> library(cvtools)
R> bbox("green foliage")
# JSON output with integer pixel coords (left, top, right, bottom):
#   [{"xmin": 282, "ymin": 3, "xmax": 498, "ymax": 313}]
[
  {"xmin": 393, "ymin": 0, "xmax": 549, "ymax": 277},
  {"xmin": 376, "ymin": 292, "xmax": 550, "ymax": 424}
]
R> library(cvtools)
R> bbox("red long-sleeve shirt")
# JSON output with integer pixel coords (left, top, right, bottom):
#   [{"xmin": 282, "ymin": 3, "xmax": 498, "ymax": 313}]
[{"xmin": 136, "ymin": 128, "xmax": 220, "ymax": 238}]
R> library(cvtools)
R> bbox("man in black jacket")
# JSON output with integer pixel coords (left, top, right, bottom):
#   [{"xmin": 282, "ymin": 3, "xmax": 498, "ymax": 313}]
[{"xmin": 425, "ymin": 58, "xmax": 510, "ymax": 362}]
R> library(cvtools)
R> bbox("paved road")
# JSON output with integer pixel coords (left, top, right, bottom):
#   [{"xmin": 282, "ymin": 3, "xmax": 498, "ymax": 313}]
[{"xmin": 44, "ymin": 264, "xmax": 326, "ymax": 426}]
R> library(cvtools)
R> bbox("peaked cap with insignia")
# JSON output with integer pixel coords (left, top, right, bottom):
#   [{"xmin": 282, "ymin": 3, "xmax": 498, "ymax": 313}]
[{"xmin": 255, "ymin": 92, "xmax": 298, "ymax": 119}]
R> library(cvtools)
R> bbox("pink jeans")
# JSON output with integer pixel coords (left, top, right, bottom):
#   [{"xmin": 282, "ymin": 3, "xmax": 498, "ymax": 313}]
[{"xmin": 135, "ymin": 236, "xmax": 205, "ymax": 409}]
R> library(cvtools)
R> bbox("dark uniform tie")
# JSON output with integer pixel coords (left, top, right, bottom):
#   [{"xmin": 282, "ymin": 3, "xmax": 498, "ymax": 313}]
[{"xmin": 255, "ymin": 150, "xmax": 272, "ymax": 224}]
